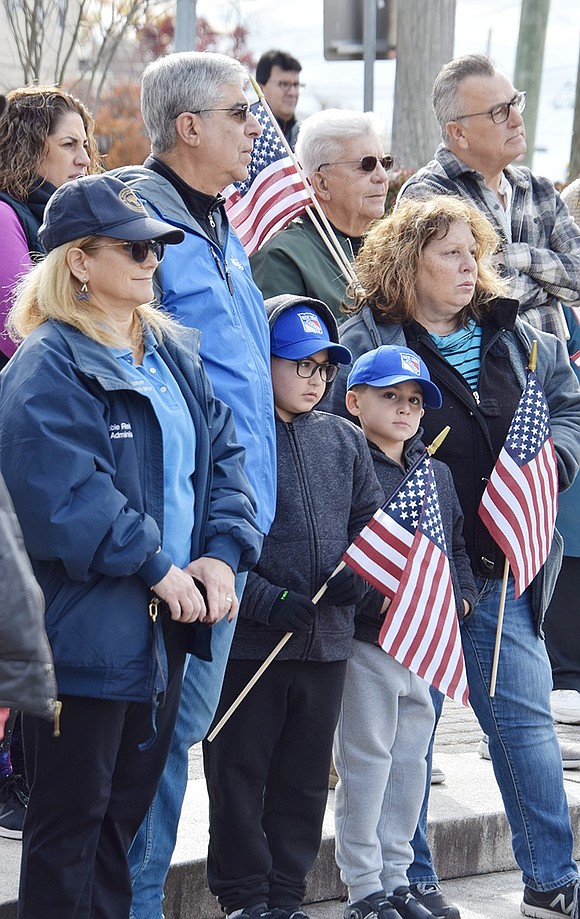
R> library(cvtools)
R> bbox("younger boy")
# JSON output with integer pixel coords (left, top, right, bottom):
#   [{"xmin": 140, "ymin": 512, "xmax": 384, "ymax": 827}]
[
  {"xmin": 334, "ymin": 345, "xmax": 476, "ymax": 919},
  {"xmin": 203, "ymin": 295, "xmax": 384, "ymax": 919}
]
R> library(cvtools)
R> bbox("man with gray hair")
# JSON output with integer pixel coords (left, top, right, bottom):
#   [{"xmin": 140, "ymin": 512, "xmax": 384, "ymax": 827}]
[
  {"xmin": 399, "ymin": 52, "xmax": 580, "ymax": 342},
  {"xmin": 113, "ymin": 51, "xmax": 277, "ymax": 919},
  {"xmin": 250, "ymin": 109, "xmax": 391, "ymax": 322}
]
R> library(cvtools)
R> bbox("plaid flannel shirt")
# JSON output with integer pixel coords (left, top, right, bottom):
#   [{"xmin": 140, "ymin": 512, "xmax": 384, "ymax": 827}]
[{"xmin": 399, "ymin": 145, "xmax": 580, "ymax": 340}]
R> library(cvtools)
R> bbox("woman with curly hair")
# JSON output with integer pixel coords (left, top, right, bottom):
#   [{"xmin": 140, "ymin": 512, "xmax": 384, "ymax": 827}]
[
  {"xmin": 0, "ymin": 85, "xmax": 101, "ymax": 366},
  {"xmin": 327, "ymin": 194, "xmax": 580, "ymax": 919}
]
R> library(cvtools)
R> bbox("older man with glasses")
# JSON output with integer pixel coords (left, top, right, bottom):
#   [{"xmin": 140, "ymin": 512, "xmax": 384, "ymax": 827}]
[
  {"xmin": 113, "ymin": 51, "xmax": 277, "ymax": 919},
  {"xmin": 251, "ymin": 108, "xmax": 391, "ymax": 323},
  {"xmin": 399, "ymin": 52, "xmax": 580, "ymax": 344}
]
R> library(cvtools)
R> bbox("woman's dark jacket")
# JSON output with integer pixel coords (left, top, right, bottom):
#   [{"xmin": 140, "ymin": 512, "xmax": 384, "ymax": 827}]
[
  {"xmin": 0, "ymin": 320, "xmax": 262, "ymax": 702},
  {"xmin": 326, "ymin": 298, "xmax": 580, "ymax": 623}
]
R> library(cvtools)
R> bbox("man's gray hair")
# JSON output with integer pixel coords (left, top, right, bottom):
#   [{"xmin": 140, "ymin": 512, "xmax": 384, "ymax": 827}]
[
  {"xmin": 432, "ymin": 53, "xmax": 496, "ymax": 143},
  {"xmin": 141, "ymin": 52, "xmax": 248, "ymax": 155},
  {"xmin": 295, "ymin": 109, "xmax": 383, "ymax": 177}
]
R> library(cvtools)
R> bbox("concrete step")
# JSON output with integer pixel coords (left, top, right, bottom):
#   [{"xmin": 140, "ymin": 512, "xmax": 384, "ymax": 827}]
[{"xmin": 3, "ymin": 737, "xmax": 580, "ymax": 918}]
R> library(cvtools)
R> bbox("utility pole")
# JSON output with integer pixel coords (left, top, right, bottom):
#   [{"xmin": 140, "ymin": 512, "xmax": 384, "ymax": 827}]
[
  {"xmin": 513, "ymin": 0, "xmax": 550, "ymax": 170},
  {"xmin": 569, "ymin": 41, "xmax": 580, "ymax": 181},
  {"xmin": 391, "ymin": 0, "xmax": 456, "ymax": 170},
  {"xmin": 175, "ymin": 0, "xmax": 197, "ymax": 52},
  {"xmin": 363, "ymin": 0, "xmax": 377, "ymax": 110}
]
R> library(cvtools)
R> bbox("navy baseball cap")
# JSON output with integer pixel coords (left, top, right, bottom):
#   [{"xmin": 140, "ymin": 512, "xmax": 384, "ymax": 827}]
[
  {"xmin": 39, "ymin": 174, "xmax": 185, "ymax": 252},
  {"xmin": 270, "ymin": 306, "xmax": 352, "ymax": 364},
  {"xmin": 347, "ymin": 345, "xmax": 442, "ymax": 408}
]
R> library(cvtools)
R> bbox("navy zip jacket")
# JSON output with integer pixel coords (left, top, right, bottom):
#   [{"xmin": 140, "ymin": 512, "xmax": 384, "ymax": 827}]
[{"xmin": 0, "ymin": 320, "xmax": 262, "ymax": 702}]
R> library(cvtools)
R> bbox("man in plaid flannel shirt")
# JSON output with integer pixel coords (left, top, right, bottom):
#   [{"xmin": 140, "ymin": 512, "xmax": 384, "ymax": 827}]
[{"xmin": 399, "ymin": 53, "xmax": 580, "ymax": 343}]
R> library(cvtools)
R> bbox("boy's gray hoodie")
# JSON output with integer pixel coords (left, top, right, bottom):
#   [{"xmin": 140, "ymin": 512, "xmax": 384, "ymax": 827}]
[{"xmin": 230, "ymin": 295, "xmax": 384, "ymax": 662}]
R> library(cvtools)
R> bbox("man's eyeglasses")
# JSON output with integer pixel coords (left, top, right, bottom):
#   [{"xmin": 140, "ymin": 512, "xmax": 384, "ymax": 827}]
[
  {"xmin": 271, "ymin": 80, "xmax": 305, "ymax": 92},
  {"xmin": 454, "ymin": 91, "xmax": 526, "ymax": 125},
  {"xmin": 293, "ymin": 359, "xmax": 338, "ymax": 383},
  {"xmin": 87, "ymin": 240, "xmax": 166, "ymax": 263},
  {"xmin": 317, "ymin": 154, "xmax": 394, "ymax": 173},
  {"xmin": 192, "ymin": 104, "xmax": 250, "ymax": 123}
]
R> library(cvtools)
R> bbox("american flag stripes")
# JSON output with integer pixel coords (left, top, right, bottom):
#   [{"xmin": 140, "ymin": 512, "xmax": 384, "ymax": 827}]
[
  {"xmin": 223, "ymin": 102, "xmax": 312, "ymax": 256},
  {"xmin": 343, "ymin": 452, "xmax": 468, "ymax": 705},
  {"xmin": 478, "ymin": 369, "xmax": 558, "ymax": 599}
]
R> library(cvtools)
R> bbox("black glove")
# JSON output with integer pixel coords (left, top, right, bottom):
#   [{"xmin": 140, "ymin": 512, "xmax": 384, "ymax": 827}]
[
  {"xmin": 268, "ymin": 589, "xmax": 317, "ymax": 632},
  {"xmin": 325, "ymin": 566, "xmax": 368, "ymax": 605}
]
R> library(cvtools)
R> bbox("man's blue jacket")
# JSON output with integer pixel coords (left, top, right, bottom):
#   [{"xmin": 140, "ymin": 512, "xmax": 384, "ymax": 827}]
[{"xmin": 114, "ymin": 165, "xmax": 277, "ymax": 534}]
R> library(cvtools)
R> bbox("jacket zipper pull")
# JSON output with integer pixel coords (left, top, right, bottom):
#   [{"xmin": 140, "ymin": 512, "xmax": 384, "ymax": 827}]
[
  {"xmin": 149, "ymin": 597, "xmax": 160, "ymax": 622},
  {"xmin": 473, "ymin": 390, "xmax": 480, "ymax": 405},
  {"xmin": 224, "ymin": 261, "xmax": 234, "ymax": 296},
  {"xmin": 52, "ymin": 700, "xmax": 62, "ymax": 737}
]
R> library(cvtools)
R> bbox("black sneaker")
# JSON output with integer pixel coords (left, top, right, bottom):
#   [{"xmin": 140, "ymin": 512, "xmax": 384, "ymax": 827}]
[
  {"xmin": 232, "ymin": 905, "xmax": 273, "ymax": 919},
  {"xmin": 0, "ymin": 773, "xmax": 28, "ymax": 840},
  {"xmin": 344, "ymin": 890, "xmax": 399, "ymax": 919},
  {"xmin": 521, "ymin": 880, "xmax": 580, "ymax": 918},
  {"xmin": 270, "ymin": 910, "xmax": 311, "ymax": 919},
  {"xmin": 409, "ymin": 883, "xmax": 461, "ymax": 918},
  {"xmin": 388, "ymin": 886, "xmax": 438, "ymax": 918}
]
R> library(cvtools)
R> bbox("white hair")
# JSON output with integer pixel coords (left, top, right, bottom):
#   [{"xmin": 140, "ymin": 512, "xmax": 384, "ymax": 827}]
[{"xmin": 295, "ymin": 109, "xmax": 384, "ymax": 177}]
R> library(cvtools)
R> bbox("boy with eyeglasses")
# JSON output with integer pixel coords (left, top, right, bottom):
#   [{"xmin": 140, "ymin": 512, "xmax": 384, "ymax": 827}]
[{"xmin": 203, "ymin": 295, "xmax": 384, "ymax": 919}]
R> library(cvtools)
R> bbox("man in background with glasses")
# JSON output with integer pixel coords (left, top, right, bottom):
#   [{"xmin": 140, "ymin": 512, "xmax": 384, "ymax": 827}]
[
  {"xmin": 399, "ymin": 52, "xmax": 580, "ymax": 343},
  {"xmin": 256, "ymin": 49, "xmax": 303, "ymax": 149}
]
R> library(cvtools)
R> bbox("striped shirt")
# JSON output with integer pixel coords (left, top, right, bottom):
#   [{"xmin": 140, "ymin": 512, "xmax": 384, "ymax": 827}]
[{"xmin": 430, "ymin": 320, "xmax": 482, "ymax": 391}]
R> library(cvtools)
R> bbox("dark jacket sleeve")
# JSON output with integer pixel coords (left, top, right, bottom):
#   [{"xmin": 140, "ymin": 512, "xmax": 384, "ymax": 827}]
[{"xmin": 0, "ymin": 473, "xmax": 57, "ymax": 718}]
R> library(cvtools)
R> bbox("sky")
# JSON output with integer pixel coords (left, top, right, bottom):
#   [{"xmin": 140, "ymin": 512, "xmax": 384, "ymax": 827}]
[{"xmin": 196, "ymin": 0, "xmax": 580, "ymax": 183}]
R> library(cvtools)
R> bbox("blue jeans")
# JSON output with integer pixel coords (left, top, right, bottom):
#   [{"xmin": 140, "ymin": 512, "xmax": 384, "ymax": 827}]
[
  {"xmin": 128, "ymin": 578, "xmax": 244, "ymax": 919},
  {"xmin": 409, "ymin": 577, "xmax": 577, "ymax": 892},
  {"xmin": 407, "ymin": 686, "xmax": 444, "ymax": 887}
]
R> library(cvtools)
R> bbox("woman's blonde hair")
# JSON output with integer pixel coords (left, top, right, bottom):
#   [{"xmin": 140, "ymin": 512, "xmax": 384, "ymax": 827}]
[
  {"xmin": 7, "ymin": 237, "xmax": 180, "ymax": 347},
  {"xmin": 347, "ymin": 195, "xmax": 509, "ymax": 325}
]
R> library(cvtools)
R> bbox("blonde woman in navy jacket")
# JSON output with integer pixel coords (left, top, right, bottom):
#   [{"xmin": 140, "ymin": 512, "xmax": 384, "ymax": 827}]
[{"xmin": 0, "ymin": 175, "xmax": 261, "ymax": 919}]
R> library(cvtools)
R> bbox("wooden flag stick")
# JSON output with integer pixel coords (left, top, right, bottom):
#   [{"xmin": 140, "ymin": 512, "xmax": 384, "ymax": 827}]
[
  {"xmin": 248, "ymin": 75, "xmax": 359, "ymax": 286},
  {"xmin": 206, "ymin": 562, "xmax": 346, "ymax": 742},
  {"xmin": 490, "ymin": 557, "xmax": 510, "ymax": 697}
]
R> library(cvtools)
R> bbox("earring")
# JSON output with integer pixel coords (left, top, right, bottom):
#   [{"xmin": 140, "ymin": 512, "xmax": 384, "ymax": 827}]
[{"xmin": 77, "ymin": 279, "xmax": 89, "ymax": 301}]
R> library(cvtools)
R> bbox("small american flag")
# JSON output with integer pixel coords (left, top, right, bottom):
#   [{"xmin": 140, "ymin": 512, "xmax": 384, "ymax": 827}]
[
  {"xmin": 478, "ymin": 369, "xmax": 558, "ymax": 598},
  {"xmin": 343, "ymin": 452, "xmax": 468, "ymax": 705},
  {"xmin": 223, "ymin": 101, "xmax": 312, "ymax": 256}
]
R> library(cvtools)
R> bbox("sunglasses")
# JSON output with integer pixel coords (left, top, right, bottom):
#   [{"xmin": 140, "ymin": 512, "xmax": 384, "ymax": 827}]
[
  {"xmin": 87, "ymin": 239, "xmax": 166, "ymax": 263},
  {"xmin": 317, "ymin": 154, "xmax": 394, "ymax": 173}
]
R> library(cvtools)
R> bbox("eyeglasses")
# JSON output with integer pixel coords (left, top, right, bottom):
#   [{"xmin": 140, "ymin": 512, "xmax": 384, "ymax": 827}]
[
  {"xmin": 270, "ymin": 80, "xmax": 305, "ymax": 92},
  {"xmin": 192, "ymin": 104, "xmax": 250, "ymax": 122},
  {"xmin": 294, "ymin": 359, "xmax": 338, "ymax": 382},
  {"xmin": 87, "ymin": 240, "xmax": 166, "ymax": 263},
  {"xmin": 317, "ymin": 154, "xmax": 394, "ymax": 173},
  {"xmin": 454, "ymin": 91, "xmax": 526, "ymax": 125}
]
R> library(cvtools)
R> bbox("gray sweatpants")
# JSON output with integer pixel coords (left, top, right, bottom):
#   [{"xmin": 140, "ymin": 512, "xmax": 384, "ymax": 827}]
[{"xmin": 333, "ymin": 639, "xmax": 435, "ymax": 901}]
